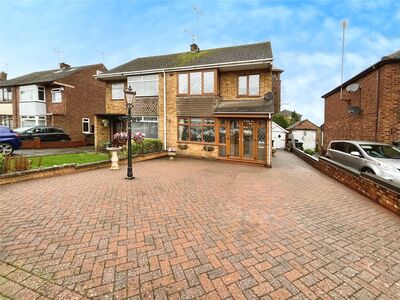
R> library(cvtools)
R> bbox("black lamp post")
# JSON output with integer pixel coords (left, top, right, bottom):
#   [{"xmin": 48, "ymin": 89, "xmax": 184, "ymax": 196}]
[{"xmin": 124, "ymin": 86, "xmax": 136, "ymax": 180}]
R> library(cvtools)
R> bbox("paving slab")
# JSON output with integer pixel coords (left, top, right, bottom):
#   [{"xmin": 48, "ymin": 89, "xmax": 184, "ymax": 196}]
[{"xmin": 0, "ymin": 150, "xmax": 399, "ymax": 299}]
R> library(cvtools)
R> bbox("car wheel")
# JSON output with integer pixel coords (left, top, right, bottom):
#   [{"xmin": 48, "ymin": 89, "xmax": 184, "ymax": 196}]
[
  {"xmin": 361, "ymin": 168, "xmax": 375, "ymax": 174},
  {"xmin": 0, "ymin": 143, "xmax": 14, "ymax": 155}
]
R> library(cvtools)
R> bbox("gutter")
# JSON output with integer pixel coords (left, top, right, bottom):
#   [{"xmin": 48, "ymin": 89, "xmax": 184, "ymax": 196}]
[
  {"xmin": 163, "ymin": 70, "xmax": 167, "ymax": 150},
  {"xmin": 95, "ymin": 58, "xmax": 273, "ymax": 80}
]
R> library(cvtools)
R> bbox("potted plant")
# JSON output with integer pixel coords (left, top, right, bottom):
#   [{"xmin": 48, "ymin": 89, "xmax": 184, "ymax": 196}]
[
  {"xmin": 167, "ymin": 148, "xmax": 177, "ymax": 160},
  {"xmin": 113, "ymin": 132, "xmax": 128, "ymax": 147}
]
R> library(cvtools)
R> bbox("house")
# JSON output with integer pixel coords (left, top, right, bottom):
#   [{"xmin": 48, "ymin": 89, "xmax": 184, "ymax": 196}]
[
  {"xmin": 322, "ymin": 49, "xmax": 400, "ymax": 147},
  {"xmin": 0, "ymin": 63, "xmax": 107, "ymax": 142},
  {"xmin": 272, "ymin": 122, "xmax": 288, "ymax": 149},
  {"xmin": 95, "ymin": 42, "xmax": 282, "ymax": 167},
  {"xmin": 287, "ymin": 119, "xmax": 319, "ymax": 150}
]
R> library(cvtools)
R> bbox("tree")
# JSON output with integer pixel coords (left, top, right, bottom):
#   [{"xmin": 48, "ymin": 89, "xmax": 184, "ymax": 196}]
[
  {"xmin": 291, "ymin": 110, "xmax": 301, "ymax": 124},
  {"xmin": 272, "ymin": 114, "xmax": 289, "ymax": 129}
]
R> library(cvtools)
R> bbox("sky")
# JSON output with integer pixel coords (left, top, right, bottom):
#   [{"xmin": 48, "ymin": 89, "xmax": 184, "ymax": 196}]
[{"xmin": 1, "ymin": 0, "xmax": 400, "ymax": 125}]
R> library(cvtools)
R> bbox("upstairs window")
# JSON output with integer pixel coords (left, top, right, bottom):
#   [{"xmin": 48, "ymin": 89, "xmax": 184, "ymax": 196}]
[
  {"xmin": 178, "ymin": 70, "xmax": 216, "ymax": 95},
  {"xmin": 111, "ymin": 83, "xmax": 124, "ymax": 99},
  {"xmin": 51, "ymin": 88, "xmax": 62, "ymax": 103},
  {"xmin": 127, "ymin": 74, "xmax": 158, "ymax": 97},
  {"xmin": 238, "ymin": 74, "xmax": 260, "ymax": 96},
  {"xmin": 20, "ymin": 85, "xmax": 45, "ymax": 102},
  {"xmin": 0, "ymin": 88, "xmax": 12, "ymax": 102}
]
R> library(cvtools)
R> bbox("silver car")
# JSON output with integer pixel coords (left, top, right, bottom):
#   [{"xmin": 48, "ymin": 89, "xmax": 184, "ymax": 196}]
[{"xmin": 326, "ymin": 140, "xmax": 400, "ymax": 184}]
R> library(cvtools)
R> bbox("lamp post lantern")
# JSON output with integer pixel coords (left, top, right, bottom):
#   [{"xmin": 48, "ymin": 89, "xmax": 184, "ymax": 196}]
[{"xmin": 124, "ymin": 86, "xmax": 136, "ymax": 180}]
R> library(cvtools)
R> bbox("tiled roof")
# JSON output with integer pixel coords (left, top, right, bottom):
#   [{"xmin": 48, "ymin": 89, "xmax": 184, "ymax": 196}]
[
  {"xmin": 213, "ymin": 99, "xmax": 274, "ymax": 114},
  {"xmin": 280, "ymin": 109, "xmax": 302, "ymax": 117},
  {"xmin": 382, "ymin": 49, "xmax": 400, "ymax": 60},
  {"xmin": 108, "ymin": 42, "xmax": 272, "ymax": 74},
  {"xmin": 176, "ymin": 96, "xmax": 220, "ymax": 117},
  {"xmin": 287, "ymin": 119, "xmax": 319, "ymax": 131},
  {"xmin": 0, "ymin": 64, "xmax": 103, "ymax": 87}
]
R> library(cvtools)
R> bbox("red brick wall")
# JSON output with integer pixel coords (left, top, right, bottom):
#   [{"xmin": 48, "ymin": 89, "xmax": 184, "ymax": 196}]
[
  {"xmin": 52, "ymin": 65, "xmax": 107, "ymax": 141},
  {"xmin": 323, "ymin": 62, "xmax": 400, "ymax": 147},
  {"xmin": 293, "ymin": 148, "xmax": 400, "ymax": 216}
]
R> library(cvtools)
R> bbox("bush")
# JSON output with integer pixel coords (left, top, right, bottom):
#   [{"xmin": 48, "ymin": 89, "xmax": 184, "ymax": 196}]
[
  {"xmin": 131, "ymin": 139, "xmax": 163, "ymax": 156},
  {"xmin": 0, "ymin": 154, "xmax": 4, "ymax": 174},
  {"xmin": 304, "ymin": 148, "xmax": 316, "ymax": 155},
  {"xmin": 2, "ymin": 155, "xmax": 31, "ymax": 174}
]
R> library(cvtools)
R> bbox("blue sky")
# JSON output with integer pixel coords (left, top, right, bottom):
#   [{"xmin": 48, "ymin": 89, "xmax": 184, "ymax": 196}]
[{"xmin": 1, "ymin": 0, "xmax": 400, "ymax": 125}]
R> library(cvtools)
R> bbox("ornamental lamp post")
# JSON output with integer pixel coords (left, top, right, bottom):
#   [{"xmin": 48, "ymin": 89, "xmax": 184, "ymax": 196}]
[{"xmin": 124, "ymin": 86, "xmax": 136, "ymax": 180}]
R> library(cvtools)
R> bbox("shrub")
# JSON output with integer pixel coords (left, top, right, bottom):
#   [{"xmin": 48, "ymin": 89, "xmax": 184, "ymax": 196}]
[
  {"xmin": 2, "ymin": 155, "xmax": 31, "ymax": 173},
  {"xmin": 0, "ymin": 154, "xmax": 4, "ymax": 174},
  {"xmin": 131, "ymin": 139, "xmax": 163, "ymax": 155},
  {"xmin": 304, "ymin": 148, "xmax": 316, "ymax": 155}
]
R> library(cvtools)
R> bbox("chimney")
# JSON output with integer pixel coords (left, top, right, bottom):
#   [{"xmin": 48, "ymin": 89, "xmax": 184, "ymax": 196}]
[
  {"xmin": 59, "ymin": 62, "xmax": 70, "ymax": 70},
  {"xmin": 0, "ymin": 71, "xmax": 7, "ymax": 81},
  {"xmin": 190, "ymin": 43, "xmax": 200, "ymax": 53}
]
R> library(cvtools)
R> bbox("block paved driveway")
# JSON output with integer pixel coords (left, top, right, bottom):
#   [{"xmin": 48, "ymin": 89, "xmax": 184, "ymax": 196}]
[{"xmin": 0, "ymin": 150, "xmax": 399, "ymax": 299}]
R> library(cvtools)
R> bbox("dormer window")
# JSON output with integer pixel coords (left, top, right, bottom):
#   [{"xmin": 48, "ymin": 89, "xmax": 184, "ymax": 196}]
[{"xmin": 178, "ymin": 70, "xmax": 216, "ymax": 95}]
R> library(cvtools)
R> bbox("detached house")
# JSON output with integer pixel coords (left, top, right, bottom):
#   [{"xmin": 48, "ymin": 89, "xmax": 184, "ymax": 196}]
[
  {"xmin": 95, "ymin": 42, "xmax": 282, "ymax": 167},
  {"xmin": 322, "ymin": 50, "xmax": 400, "ymax": 147},
  {"xmin": 0, "ymin": 63, "xmax": 106, "ymax": 142}
]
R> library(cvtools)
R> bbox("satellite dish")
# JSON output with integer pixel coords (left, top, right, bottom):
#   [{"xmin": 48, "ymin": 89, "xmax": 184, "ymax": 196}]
[
  {"xmin": 264, "ymin": 91, "xmax": 274, "ymax": 101},
  {"xmin": 346, "ymin": 83, "xmax": 360, "ymax": 93},
  {"xmin": 348, "ymin": 106, "xmax": 361, "ymax": 115}
]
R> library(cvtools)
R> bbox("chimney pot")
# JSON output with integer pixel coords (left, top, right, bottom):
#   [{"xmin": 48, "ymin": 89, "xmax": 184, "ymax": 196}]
[
  {"xmin": 59, "ymin": 62, "xmax": 70, "ymax": 70},
  {"xmin": 0, "ymin": 71, "xmax": 7, "ymax": 81},
  {"xmin": 190, "ymin": 43, "xmax": 200, "ymax": 53}
]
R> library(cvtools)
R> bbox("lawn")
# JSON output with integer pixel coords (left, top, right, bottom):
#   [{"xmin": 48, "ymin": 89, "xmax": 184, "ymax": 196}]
[{"xmin": 30, "ymin": 153, "xmax": 110, "ymax": 168}]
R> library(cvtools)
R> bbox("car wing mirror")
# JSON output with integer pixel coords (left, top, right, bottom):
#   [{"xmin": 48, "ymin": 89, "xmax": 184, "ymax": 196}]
[{"xmin": 350, "ymin": 151, "xmax": 361, "ymax": 157}]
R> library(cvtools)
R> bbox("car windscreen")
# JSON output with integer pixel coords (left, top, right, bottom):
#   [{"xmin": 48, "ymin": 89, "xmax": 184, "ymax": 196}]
[{"xmin": 360, "ymin": 144, "xmax": 400, "ymax": 159}]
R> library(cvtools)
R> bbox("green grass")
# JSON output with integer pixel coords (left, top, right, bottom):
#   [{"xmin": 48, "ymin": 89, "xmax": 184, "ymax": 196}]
[{"xmin": 29, "ymin": 153, "xmax": 110, "ymax": 169}]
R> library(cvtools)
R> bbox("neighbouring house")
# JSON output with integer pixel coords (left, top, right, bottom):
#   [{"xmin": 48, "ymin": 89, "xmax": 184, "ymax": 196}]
[
  {"xmin": 0, "ymin": 63, "xmax": 107, "ymax": 143},
  {"xmin": 272, "ymin": 122, "xmax": 288, "ymax": 149},
  {"xmin": 95, "ymin": 42, "xmax": 283, "ymax": 167},
  {"xmin": 287, "ymin": 119, "xmax": 319, "ymax": 150},
  {"xmin": 280, "ymin": 109, "xmax": 302, "ymax": 123},
  {"xmin": 322, "ymin": 49, "xmax": 400, "ymax": 147}
]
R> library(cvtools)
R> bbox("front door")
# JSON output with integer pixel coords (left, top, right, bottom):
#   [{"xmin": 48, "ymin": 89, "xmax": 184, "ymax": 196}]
[{"xmin": 222, "ymin": 119, "xmax": 264, "ymax": 161}]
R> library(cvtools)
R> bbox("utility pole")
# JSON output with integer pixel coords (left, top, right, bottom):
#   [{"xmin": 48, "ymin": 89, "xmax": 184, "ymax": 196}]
[{"xmin": 340, "ymin": 20, "xmax": 348, "ymax": 101}]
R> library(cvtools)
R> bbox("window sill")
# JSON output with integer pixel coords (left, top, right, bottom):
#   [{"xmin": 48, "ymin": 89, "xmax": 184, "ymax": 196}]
[{"xmin": 236, "ymin": 95, "xmax": 261, "ymax": 98}]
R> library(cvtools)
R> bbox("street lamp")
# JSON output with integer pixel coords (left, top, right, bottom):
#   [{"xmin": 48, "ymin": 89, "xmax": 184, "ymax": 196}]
[{"xmin": 124, "ymin": 86, "xmax": 136, "ymax": 180}]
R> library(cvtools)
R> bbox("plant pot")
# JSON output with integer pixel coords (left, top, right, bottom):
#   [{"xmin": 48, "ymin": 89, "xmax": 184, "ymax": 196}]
[{"xmin": 168, "ymin": 152, "xmax": 176, "ymax": 160}]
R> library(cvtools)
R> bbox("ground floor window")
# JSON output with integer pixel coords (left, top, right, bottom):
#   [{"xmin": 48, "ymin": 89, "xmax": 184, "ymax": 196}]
[
  {"xmin": 20, "ymin": 116, "xmax": 46, "ymax": 127},
  {"xmin": 0, "ymin": 115, "xmax": 12, "ymax": 127},
  {"xmin": 132, "ymin": 116, "xmax": 158, "ymax": 138},
  {"xmin": 178, "ymin": 117, "xmax": 215, "ymax": 143}
]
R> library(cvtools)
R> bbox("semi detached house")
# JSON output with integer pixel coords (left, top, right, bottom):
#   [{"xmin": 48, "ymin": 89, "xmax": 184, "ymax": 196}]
[{"xmin": 95, "ymin": 42, "xmax": 282, "ymax": 167}]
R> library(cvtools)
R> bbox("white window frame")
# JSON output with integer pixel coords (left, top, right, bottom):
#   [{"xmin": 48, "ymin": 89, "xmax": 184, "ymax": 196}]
[
  {"xmin": 51, "ymin": 88, "xmax": 62, "ymax": 103},
  {"xmin": 111, "ymin": 83, "xmax": 124, "ymax": 100},
  {"xmin": 82, "ymin": 118, "xmax": 91, "ymax": 134},
  {"xmin": 19, "ymin": 85, "xmax": 45, "ymax": 102},
  {"xmin": 0, "ymin": 88, "xmax": 12, "ymax": 102},
  {"xmin": 20, "ymin": 115, "xmax": 47, "ymax": 126},
  {"xmin": 127, "ymin": 74, "xmax": 158, "ymax": 97}
]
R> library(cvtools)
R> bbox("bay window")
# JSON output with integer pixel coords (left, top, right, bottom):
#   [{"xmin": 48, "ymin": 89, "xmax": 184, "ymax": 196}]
[
  {"xmin": 0, "ymin": 88, "xmax": 12, "ymax": 102},
  {"xmin": 178, "ymin": 117, "xmax": 215, "ymax": 143},
  {"xmin": 19, "ymin": 85, "xmax": 46, "ymax": 102},
  {"xmin": 178, "ymin": 70, "xmax": 216, "ymax": 95}
]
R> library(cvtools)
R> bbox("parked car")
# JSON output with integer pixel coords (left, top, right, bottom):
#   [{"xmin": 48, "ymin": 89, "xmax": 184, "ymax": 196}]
[
  {"xmin": 13, "ymin": 126, "xmax": 71, "ymax": 142},
  {"xmin": 0, "ymin": 126, "xmax": 21, "ymax": 155},
  {"xmin": 326, "ymin": 140, "xmax": 400, "ymax": 183}
]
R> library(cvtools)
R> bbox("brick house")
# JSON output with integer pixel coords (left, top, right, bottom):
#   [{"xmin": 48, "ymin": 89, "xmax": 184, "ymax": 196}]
[
  {"xmin": 0, "ymin": 63, "xmax": 106, "ymax": 142},
  {"xmin": 95, "ymin": 42, "xmax": 282, "ymax": 167},
  {"xmin": 322, "ymin": 50, "xmax": 400, "ymax": 147}
]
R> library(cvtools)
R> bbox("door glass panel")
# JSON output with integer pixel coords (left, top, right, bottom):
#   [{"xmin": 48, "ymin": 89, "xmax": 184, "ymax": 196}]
[
  {"xmin": 257, "ymin": 126, "xmax": 266, "ymax": 161},
  {"xmin": 230, "ymin": 120, "xmax": 240, "ymax": 157},
  {"xmin": 219, "ymin": 145, "xmax": 226, "ymax": 157},
  {"xmin": 243, "ymin": 120, "xmax": 254, "ymax": 159}
]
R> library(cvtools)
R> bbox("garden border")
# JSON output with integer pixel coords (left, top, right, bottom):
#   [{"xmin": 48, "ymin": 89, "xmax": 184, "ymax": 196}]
[{"xmin": 0, "ymin": 151, "xmax": 167, "ymax": 185}]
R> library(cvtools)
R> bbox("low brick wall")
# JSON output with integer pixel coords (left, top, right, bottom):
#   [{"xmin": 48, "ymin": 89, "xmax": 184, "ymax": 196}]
[
  {"xmin": 22, "ymin": 139, "xmax": 87, "ymax": 149},
  {"xmin": 292, "ymin": 148, "xmax": 400, "ymax": 216},
  {"xmin": 0, "ymin": 151, "xmax": 168, "ymax": 185}
]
